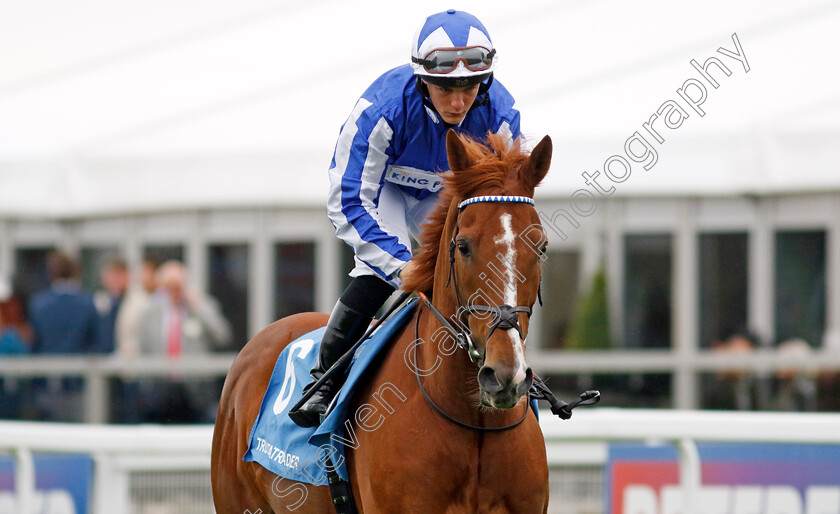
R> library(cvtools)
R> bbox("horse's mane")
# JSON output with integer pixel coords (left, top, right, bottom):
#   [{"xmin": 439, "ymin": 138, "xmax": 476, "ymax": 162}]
[{"xmin": 402, "ymin": 132, "xmax": 540, "ymax": 294}]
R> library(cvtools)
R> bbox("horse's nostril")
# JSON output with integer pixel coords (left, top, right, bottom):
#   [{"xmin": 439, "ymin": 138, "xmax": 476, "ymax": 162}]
[
  {"xmin": 478, "ymin": 366, "xmax": 503, "ymax": 394},
  {"xmin": 516, "ymin": 367, "xmax": 534, "ymax": 397}
]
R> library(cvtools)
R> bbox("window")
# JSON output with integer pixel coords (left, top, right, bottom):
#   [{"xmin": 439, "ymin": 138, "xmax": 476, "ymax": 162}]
[
  {"xmin": 143, "ymin": 244, "xmax": 184, "ymax": 264},
  {"xmin": 208, "ymin": 244, "xmax": 249, "ymax": 348},
  {"xmin": 540, "ymin": 250, "xmax": 581, "ymax": 349},
  {"xmin": 13, "ymin": 247, "xmax": 52, "ymax": 305},
  {"xmin": 623, "ymin": 234, "xmax": 672, "ymax": 348},
  {"xmin": 698, "ymin": 233, "xmax": 748, "ymax": 347},
  {"xmin": 274, "ymin": 242, "xmax": 315, "ymax": 320},
  {"xmin": 775, "ymin": 231, "xmax": 826, "ymax": 347},
  {"xmin": 80, "ymin": 246, "xmax": 121, "ymax": 292}
]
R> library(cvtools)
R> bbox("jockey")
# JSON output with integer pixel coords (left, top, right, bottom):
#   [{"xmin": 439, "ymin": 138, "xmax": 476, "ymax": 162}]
[{"xmin": 289, "ymin": 9, "xmax": 522, "ymax": 427}]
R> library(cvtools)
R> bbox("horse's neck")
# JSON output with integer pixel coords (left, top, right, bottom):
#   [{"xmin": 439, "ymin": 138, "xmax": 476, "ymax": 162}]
[{"xmin": 414, "ymin": 304, "xmax": 482, "ymax": 423}]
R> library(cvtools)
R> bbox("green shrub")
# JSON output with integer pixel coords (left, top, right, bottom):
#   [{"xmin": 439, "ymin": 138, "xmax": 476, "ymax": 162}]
[{"xmin": 565, "ymin": 268, "xmax": 612, "ymax": 349}]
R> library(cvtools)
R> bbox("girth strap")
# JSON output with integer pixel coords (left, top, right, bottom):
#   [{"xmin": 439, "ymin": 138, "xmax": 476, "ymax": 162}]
[{"xmin": 326, "ymin": 455, "xmax": 359, "ymax": 514}]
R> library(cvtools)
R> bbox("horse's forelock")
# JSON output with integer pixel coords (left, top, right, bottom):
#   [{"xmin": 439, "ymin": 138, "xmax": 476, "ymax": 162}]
[{"xmin": 448, "ymin": 133, "xmax": 531, "ymax": 199}]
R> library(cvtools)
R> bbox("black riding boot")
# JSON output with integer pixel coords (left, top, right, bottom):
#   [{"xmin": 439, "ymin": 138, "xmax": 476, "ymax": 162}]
[{"xmin": 288, "ymin": 300, "xmax": 373, "ymax": 428}]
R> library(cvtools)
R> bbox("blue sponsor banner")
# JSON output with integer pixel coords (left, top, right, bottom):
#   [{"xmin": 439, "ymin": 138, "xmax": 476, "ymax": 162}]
[
  {"xmin": 607, "ymin": 442, "xmax": 840, "ymax": 514},
  {"xmin": 0, "ymin": 454, "xmax": 93, "ymax": 514}
]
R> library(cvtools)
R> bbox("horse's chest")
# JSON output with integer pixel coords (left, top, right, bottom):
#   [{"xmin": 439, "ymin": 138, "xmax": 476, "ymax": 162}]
[{"xmin": 352, "ymin": 435, "xmax": 547, "ymax": 513}]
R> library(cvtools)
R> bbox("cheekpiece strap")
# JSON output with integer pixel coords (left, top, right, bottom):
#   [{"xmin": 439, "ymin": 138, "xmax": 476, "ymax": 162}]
[{"xmin": 457, "ymin": 195, "xmax": 534, "ymax": 210}]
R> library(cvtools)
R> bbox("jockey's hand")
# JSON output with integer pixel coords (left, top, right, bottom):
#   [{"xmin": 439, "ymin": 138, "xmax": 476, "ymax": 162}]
[{"xmin": 398, "ymin": 260, "xmax": 416, "ymax": 281}]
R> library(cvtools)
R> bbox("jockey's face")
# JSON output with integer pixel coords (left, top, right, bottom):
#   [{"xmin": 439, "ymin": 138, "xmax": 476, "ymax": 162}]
[{"xmin": 423, "ymin": 80, "xmax": 480, "ymax": 124}]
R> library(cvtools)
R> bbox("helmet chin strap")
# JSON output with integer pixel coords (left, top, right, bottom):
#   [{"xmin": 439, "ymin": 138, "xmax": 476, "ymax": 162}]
[
  {"xmin": 476, "ymin": 72, "xmax": 494, "ymax": 98},
  {"xmin": 415, "ymin": 77, "xmax": 438, "ymax": 114},
  {"xmin": 414, "ymin": 73, "xmax": 494, "ymax": 120}
]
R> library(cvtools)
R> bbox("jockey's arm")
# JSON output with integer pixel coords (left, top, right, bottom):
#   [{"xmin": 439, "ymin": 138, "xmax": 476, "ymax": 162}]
[{"xmin": 326, "ymin": 101, "xmax": 412, "ymax": 282}]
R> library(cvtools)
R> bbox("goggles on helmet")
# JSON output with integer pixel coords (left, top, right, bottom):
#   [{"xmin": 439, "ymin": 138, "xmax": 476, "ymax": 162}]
[{"xmin": 411, "ymin": 46, "xmax": 496, "ymax": 74}]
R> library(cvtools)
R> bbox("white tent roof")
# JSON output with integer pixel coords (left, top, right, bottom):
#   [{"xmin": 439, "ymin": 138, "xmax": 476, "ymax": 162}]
[{"xmin": 1, "ymin": 0, "xmax": 839, "ymax": 217}]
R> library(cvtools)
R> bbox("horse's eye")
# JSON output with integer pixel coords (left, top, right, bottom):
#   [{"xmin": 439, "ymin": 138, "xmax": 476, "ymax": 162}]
[
  {"xmin": 540, "ymin": 244, "xmax": 548, "ymax": 256},
  {"xmin": 457, "ymin": 241, "xmax": 471, "ymax": 257}
]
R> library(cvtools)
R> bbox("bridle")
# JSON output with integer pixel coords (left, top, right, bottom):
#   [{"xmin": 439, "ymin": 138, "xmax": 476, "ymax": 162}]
[
  {"xmin": 412, "ymin": 194, "xmax": 539, "ymax": 432},
  {"xmin": 441, "ymin": 194, "xmax": 538, "ymax": 366},
  {"xmin": 409, "ymin": 194, "xmax": 600, "ymax": 431}
]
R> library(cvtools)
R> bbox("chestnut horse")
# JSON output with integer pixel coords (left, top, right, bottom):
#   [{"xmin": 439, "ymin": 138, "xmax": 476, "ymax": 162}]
[{"xmin": 212, "ymin": 130, "xmax": 553, "ymax": 513}]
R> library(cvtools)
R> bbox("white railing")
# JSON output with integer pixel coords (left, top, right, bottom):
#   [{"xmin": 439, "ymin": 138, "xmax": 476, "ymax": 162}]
[
  {"xmin": 3, "ymin": 410, "xmax": 840, "ymax": 513},
  {"xmin": 3, "ymin": 349, "xmax": 840, "ymax": 422},
  {"xmin": 0, "ymin": 421, "xmax": 212, "ymax": 514},
  {"xmin": 0, "ymin": 355, "xmax": 235, "ymax": 424}
]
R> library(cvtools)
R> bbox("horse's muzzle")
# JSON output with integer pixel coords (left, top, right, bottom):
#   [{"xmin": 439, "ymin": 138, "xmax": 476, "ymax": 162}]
[{"xmin": 478, "ymin": 365, "xmax": 533, "ymax": 409}]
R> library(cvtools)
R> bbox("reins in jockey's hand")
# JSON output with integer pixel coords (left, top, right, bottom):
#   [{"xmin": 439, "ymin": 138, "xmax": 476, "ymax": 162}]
[{"xmin": 289, "ymin": 290, "xmax": 414, "ymax": 418}]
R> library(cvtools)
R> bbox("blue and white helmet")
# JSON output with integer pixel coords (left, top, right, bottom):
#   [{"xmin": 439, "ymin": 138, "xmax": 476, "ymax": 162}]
[{"xmin": 410, "ymin": 9, "xmax": 497, "ymax": 88}]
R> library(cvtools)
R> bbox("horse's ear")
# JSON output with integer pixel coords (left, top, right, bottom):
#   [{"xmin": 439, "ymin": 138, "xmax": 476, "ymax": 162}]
[
  {"xmin": 446, "ymin": 129, "xmax": 472, "ymax": 171},
  {"xmin": 526, "ymin": 135, "xmax": 552, "ymax": 188}
]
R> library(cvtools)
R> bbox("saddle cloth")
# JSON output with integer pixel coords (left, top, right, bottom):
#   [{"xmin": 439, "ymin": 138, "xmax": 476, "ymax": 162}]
[{"xmin": 243, "ymin": 300, "xmax": 418, "ymax": 485}]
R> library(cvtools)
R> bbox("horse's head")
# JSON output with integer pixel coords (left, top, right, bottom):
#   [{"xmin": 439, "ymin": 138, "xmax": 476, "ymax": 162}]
[{"xmin": 403, "ymin": 130, "xmax": 552, "ymax": 410}]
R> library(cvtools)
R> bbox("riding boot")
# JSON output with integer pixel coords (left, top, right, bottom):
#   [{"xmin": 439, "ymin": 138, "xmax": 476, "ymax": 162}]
[{"xmin": 288, "ymin": 300, "xmax": 373, "ymax": 428}]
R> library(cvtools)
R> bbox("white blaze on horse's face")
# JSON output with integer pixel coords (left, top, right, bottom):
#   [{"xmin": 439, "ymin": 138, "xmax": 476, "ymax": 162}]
[{"xmin": 493, "ymin": 213, "xmax": 528, "ymax": 385}]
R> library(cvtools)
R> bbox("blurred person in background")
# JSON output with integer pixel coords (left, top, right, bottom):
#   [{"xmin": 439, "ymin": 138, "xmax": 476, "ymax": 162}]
[
  {"xmin": 94, "ymin": 256, "xmax": 130, "ymax": 354},
  {"xmin": 0, "ymin": 275, "xmax": 30, "ymax": 419},
  {"xmin": 774, "ymin": 338, "xmax": 817, "ymax": 411},
  {"xmin": 91, "ymin": 255, "xmax": 134, "ymax": 422},
  {"xmin": 28, "ymin": 251, "xmax": 100, "ymax": 421},
  {"xmin": 29, "ymin": 251, "xmax": 99, "ymax": 355},
  {"xmin": 0, "ymin": 274, "xmax": 30, "ymax": 355},
  {"xmin": 0, "ymin": 273, "xmax": 32, "ymax": 345},
  {"xmin": 112, "ymin": 255, "xmax": 160, "ymax": 422},
  {"xmin": 291, "ymin": 9, "xmax": 522, "ymax": 426},
  {"xmin": 138, "ymin": 260, "xmax": 232, "ymax": 356},
  {"xmin": 137, "ymin": 260, "xmax": 232, "ymax": 422},
  {"xmin": 115, "ymin": 255, "xmax": 160, "ymax": 359},
  {"xmin": 706, "ymin": 331, "xmax": 769, "ymax": 411}
]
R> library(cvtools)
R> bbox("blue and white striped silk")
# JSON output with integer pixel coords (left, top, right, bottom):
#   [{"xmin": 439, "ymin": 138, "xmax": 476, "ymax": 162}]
[{"xmin": 325, "ymin": 64, "xmax": 521, "ymax": 283}]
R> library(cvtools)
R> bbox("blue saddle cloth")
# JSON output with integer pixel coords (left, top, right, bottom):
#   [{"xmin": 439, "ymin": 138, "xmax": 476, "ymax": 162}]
[{"xmin": 243, "ymin": 299, "xmax": 418, "ymax": 485}]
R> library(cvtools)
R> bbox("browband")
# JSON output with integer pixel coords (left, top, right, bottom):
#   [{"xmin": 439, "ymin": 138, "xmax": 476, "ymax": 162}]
[{"xmin": 457, "ymin": 195, "xmax": 534, "ymax": 210}]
